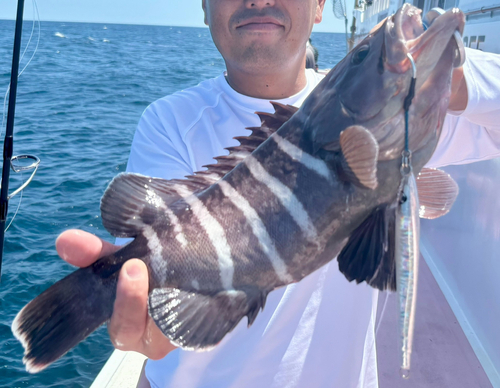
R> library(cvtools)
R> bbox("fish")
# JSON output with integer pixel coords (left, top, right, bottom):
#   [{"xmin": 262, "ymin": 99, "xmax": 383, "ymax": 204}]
[{"xmin": 12, "ymin": 4, "xmax": 463, "ymax": 373}]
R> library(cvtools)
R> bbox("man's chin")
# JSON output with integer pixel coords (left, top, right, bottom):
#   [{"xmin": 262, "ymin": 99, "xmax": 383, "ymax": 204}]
[{"xmin": 233, "ymin": 43, "xmax": 286, "ymax": 65}]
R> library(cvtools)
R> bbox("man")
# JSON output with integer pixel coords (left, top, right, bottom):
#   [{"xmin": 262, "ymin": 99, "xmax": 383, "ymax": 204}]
[{"xmin": 56, "ymin": 0, "xmax": 500, "ymax": 387}]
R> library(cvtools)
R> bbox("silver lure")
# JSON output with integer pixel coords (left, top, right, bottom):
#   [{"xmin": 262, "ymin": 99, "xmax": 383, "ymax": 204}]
[{"xmin": 395, "ymin": 161, "xmax": 420, "ymax": 379}]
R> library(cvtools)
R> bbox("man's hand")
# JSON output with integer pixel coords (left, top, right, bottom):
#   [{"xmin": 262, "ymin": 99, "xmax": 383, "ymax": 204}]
[
  {"xmin": 449, "ymin": 66, "xmax": 468, "ymax": 111},
  {"xmin": 56, "ymin": 229, "xmax": 177, "ymax": 359}
]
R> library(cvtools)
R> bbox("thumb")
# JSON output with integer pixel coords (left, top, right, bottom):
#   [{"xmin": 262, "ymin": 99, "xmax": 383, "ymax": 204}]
[{"xmin": 108, "ymin": 259, "xmax": 149, "ymax": 350}]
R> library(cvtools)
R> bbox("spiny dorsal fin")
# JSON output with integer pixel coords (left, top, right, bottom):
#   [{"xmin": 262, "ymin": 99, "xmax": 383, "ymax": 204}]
[
  {"xmin": 417, "ymin": 167, "xmax": 459, "ymax": 219},
  {"xmin": 339, "ymin": 125, "xmax": 379, "ymax": 190},
  {"xmin": 200, "ymin": 102, "xmax": 298, "ymax": 179},
  {"xmin": 101, "ymin": 102, "xmax": 298, "ymax": 237},
  {"xmin": 256, "ymin": 102, "xmax": 298, "ymax": 133}
]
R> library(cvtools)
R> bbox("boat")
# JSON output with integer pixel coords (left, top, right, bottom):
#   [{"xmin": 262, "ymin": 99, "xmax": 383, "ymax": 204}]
[
  {"xmin": 92, "ymin": 2, "xmax": 500, "ymax": 387},
  {"xmin": 352, "ymin": 0, "xmax": 500, "ymax": 53},
  {"xmin": 351, "ymin": 1, "xmax": 500, "ymax": 387}
]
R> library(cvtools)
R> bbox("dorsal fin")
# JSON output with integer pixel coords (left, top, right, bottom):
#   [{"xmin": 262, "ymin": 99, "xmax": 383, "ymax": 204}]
[
  {"xmin": 100, "ymin": 173, "xmax": 192, "ymax": 237},
  {"xmin": 200, "ymin": 102, "xmax": 298, "ymax": 181},
  {"xmin": 256, "ymin": 102, "xmax": 299, "ymax": 133},
  {"xmin": 101, "ymin": 102, "xmax": 299, "ymax": 237}
]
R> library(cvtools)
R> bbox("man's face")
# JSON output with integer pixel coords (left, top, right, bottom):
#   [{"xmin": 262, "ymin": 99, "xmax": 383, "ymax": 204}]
[{"xmin": 202, "ymin": 0, "xmax": 325, "ymax": 74}]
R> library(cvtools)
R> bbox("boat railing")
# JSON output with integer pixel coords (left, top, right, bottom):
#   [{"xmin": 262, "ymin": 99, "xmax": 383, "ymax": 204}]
[{"xmin": 463, "ymin": 4, "xmax": 500, "ymax": 17}]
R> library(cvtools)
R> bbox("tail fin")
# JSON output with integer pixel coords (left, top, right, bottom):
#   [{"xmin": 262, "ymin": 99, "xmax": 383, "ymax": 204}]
[{"xmin": 12, "ymin": 265, "xmax": 118, "ymax": 373}]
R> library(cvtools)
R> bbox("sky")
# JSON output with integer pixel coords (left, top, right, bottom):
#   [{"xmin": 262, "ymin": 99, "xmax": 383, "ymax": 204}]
[{"xmin": 0, "ymin": 0, "xmax": 353, "ymax": 33}]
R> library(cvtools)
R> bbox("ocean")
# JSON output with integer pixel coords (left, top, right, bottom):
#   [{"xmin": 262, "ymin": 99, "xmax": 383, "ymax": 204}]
[{"xmin": 0, "ymin": 19, "xmax": 347, "ymax": 387}]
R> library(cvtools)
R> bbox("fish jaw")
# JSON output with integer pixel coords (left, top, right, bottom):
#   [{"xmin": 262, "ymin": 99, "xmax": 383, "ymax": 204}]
[
  {"xmin": 383, "ymin": 4, "xmax": 423, "ymax": 71},
  {"xmin": 405, "ymin": 9, "xmax": 465, "ymax": 167},
  {"xmin": 384, "ymin": 4, "xmax": 464, "ymax": 74},
  {"xmin": 406, "ymin": 8, "xmax": 465, "ymax": 76}
]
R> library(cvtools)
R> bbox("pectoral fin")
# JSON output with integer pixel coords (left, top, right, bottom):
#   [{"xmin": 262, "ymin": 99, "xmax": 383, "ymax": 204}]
[
  {"xmin": 337, "ymin": 204, "xmax": 397, "ymax": 291},
  {"xmin": 417, "ymin": 167, "xmax": 459, "ymax": 219},
  {"xmin": 338, "ymin": 125, "xmax": 379, "ymax": 190}
]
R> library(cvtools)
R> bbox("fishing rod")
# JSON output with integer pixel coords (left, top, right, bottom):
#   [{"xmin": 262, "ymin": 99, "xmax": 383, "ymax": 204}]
[
  {"xmin": 0, "ymin": 0, "xmax": 26, "ymax": 280},
  {"xmin": 0, "ymin": 0, "xmax": 41, "ymax": 281}
]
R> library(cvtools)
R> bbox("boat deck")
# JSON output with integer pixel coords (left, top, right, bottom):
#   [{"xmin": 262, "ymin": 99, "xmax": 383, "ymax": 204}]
[
  {"xmin": 376, "ymin": 256, "xmax": 493, "ymax": 387},
  {"xmin": 91, "ymin": 255, "xmax": 493, "ymax": 388}
]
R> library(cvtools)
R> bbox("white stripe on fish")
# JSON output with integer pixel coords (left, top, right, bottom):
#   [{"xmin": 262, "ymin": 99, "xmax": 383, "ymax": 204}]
[
  {"xmin": 143, "ymin": 225, "xmax": 166, "ymax": 284},
  {"xmin": 174, "ymin": 188, "xmax": 235, "ymax": 290},
  {"xmin": 164, "ymin": 206, "xmax": 188, "ymax": 248},
  {"xmin": 244, "ymin": 155, "xmax": 318, "ymax": 242},
  {"xmin": 146, "ymin": 188, "xmax": 188, "ymax": 248},
  {"xmin": 218, "ymin": 180, "xmax": 293, "ymax": 284},
  {"xmin": 272, "ymin": 134, "xmax": 331, "ymax": 180}
]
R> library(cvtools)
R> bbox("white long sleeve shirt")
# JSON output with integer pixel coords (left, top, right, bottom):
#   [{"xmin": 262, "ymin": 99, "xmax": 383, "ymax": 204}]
[{"xmin": 123, "ymin": 48, "xmax": 500, "ymax": 388}]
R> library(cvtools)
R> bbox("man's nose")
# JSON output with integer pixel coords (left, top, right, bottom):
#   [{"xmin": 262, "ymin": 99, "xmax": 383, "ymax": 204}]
[{"xmin": 244, "ymin": 0, "xmax": 275, "ymax": 8}]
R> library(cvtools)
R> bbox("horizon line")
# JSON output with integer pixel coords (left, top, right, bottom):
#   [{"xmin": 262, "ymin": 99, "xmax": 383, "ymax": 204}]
[{"xmin": 0, "ymin": 18, "xmax": 343, "ymax": 34}]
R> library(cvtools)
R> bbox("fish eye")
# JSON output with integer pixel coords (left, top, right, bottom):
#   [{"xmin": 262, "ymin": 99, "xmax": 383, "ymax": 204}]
[
  {"xmin": 351, "ymin": 45, "xmax": 370, "ymax": 65},
  {"xmin": 399, "ymin": 193, "xmax": 407, "ymax": 204}
]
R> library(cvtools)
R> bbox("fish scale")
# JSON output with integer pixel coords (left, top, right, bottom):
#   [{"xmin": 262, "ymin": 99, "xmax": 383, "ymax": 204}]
[{"xmin": 12, "ymin": 4, "xmax": 463, "ymax": 374}]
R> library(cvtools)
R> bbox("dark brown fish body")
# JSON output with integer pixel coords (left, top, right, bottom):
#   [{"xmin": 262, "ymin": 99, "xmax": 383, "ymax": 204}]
[{"xmin": 13, "ymin": 4, "xmax": 464, "ymax": 373}]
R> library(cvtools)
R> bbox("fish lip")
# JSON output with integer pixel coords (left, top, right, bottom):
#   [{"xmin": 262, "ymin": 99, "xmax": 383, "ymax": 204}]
[
  {"xmin": 405, "ymin": 8, "xmax": 465, "ymax": 64},
  {"xmin": 385, "ymin": 6, "xmax": 465, "ymax": 73},
  {"xmin": 236, "ymin": 16, "xmax": 284, "ymax": 28}
]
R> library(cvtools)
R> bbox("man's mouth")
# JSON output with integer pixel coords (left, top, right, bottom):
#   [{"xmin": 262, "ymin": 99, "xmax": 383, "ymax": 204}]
[{"xmin": 236, "ymin": 17, "xmax": 283, "ymax": 31}]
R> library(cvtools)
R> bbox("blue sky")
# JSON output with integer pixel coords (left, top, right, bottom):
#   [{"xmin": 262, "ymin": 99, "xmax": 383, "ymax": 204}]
[{"xmin": 0, "ymin": 0, "xmax": 352, "ymax": 33}]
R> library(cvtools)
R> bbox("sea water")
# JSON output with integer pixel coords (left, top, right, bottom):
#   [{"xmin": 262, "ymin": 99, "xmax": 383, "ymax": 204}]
[{"xmin": 0, "ymin": 19, "xmax": 346, "ymax": 387}]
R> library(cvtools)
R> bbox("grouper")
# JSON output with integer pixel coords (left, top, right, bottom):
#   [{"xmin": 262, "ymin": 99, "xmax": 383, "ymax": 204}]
[{"xmin": 12, "ymin": 4, "xmax": 464, "ymax": 373}]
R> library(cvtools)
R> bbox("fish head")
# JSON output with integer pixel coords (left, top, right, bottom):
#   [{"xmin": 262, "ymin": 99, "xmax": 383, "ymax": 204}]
[{"xmin": 302, "ymin": 4, "xmax": 465, "ymax": 165}]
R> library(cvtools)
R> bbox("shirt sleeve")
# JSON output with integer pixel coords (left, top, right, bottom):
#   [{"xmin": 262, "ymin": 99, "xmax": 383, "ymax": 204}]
[
  {"xmin": 126, "ymin": 101, "xmax": 195, "ymax": 180},
  {"xmin": 426, "ymin": 48, "xmax": 500, "ymax": 168}
]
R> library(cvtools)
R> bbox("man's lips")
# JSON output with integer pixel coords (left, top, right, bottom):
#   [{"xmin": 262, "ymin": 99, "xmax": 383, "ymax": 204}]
[{"xmin": 237, "ymin": 17, "xmax": 283, "ymax": 31}]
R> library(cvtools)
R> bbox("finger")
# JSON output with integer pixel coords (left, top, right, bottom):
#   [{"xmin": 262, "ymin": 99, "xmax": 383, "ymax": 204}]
[
  {"xmin": 108, "ymin": 259, "xmax": 149, "ymax": 351},
  {"xmin": 56, "ymin": 229, "xmax": 119, "ymax": 267}
]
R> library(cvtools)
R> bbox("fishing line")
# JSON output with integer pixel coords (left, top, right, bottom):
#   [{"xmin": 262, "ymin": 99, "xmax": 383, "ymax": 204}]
[
  {"xmin": 0, "ymin": 0, "xmax": 42, "ymax": 278},
  {"xmin": 402, "ymin": 53, "xmax": 417, "ymax": 175},
  {"xmin": 5, "ymin": 175, "xmax": 23, "ymax": 233},
  {"xmin": 1, "ymin": 0, "xmax": 41, "ymax": 133},
  {"xmin": 375, "ymin": 291, "xmax": 390, "ymax": 335}
]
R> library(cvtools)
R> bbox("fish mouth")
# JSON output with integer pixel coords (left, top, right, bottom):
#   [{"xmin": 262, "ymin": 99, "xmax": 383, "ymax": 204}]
[{"xmin": 385, "ymin": 4, "xmax": 465, "ymax": 75}]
